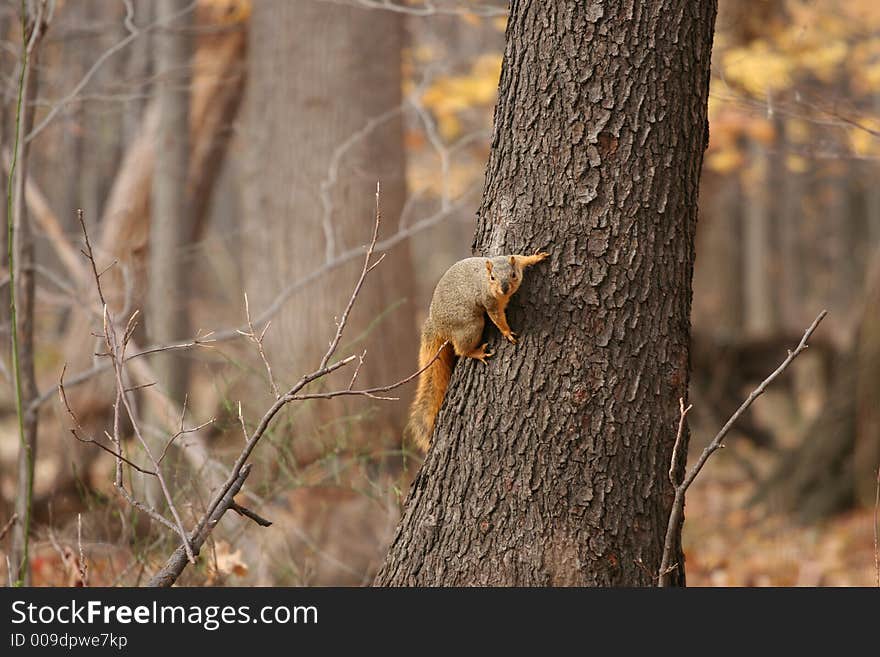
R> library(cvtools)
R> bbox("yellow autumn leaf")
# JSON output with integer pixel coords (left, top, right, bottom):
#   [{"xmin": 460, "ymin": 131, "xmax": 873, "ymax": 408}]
[
  {"xmin": 420, "ymin": 53, "xmax": 502, "ymax": 140},
  {"xmin": 722, "ymin": 43, "xmax": 793, "ymax": 96},
  {"xmin": 848, "ymin": 120, "xmax": 880, "ymax": 157},
  {"xmin": 786, "ymin": 154, "xmax": 809, "ymax": 173},
  {"xmin": 747, "ymin": 118, "xmax": 776, "ymax": 146},
  {"xmin": 785, "ymin": 118, "xmax": 811, "ymax": 144},
  {"xmin": 200, "ymin": 0, "xmax": 251, "ymax": 24},
  {"xmin": 459, "ymin": 11, "xmax": 481, "ymax": 27},
  {"xmin": 706, "ymin": 147, "xmax": 743, "ymax": 174},
  {"xmin": 798, "ymin": 40, "xmax": 848, "ymax": 82}
]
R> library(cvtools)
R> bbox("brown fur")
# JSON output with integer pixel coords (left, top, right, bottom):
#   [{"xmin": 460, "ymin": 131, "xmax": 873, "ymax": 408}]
[
  {"xmin": 405, "ymin": 330, "xmax": 456, "ymax": 452},
  {"xmin": 405, "ymin": 252, "xmax": 549, "ymax": 452}
]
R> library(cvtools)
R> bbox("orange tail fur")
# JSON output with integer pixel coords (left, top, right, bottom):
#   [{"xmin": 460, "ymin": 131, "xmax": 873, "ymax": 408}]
[{"xmin": 405, "ymin": 328, "xmax": 455, "ymax": 452}]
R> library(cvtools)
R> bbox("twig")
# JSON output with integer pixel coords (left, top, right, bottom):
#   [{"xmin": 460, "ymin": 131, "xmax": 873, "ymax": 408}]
[
  {"xmin": 348, "ymin": 350, "xmax": 368, "ymax": 390},
  {"xmin": 26, "ymin": 196, "xmax": 470, "ymax": 417},
  {"xmin": 148, "ymin": 463, "xmax": 253, "ymax": 587},
  {"xmin": 658, "ymin": 310, "xmax": 828, "ymax": 586},
  {"xmin": 148, "ymin": 198, "xmax": 440, "ymax": 585},
  {"xmin": 71, "ymin": 215, "xmax": 197, "ymax": 563},
  {"xmin": 25, "ymin": 1, "xmax": 198, "ymax": 143},
  {"xmin": 77, "ymin": 209, "xmax": 105, "ymax": 305},
  {"xmin": 0, "ymin": 514, "xmax": 18, "ymax": 542},
  {"xmin": 292, "ymin": 341, "xmax": 447, "ymax": 403},
  {"xmin": 668, "ymin": 398, "xmax": 692, "ymax": 487},
  {"xmin": 229, "ymin": 502, "xmax": 272, "ymax": 527},
  {"xmin": 238, "ymin": 293, "xmax": 280, "ymax": 398},
  {"xmin": 76, "ymin": 513, "xmax": 88, "ymax": 587},
  {"xmin": 105, "ymin": 308, "xmax": 196, "ymax": 564},
  {"xmin": 874, "ymin": 461, "xmax": 879, "ymax": 588},
  {"xmin": 319, "ymin": 181, "xmax": 383, "ymax": 370},
  {"xmin": 58, "ymin": 364, "xmax": 156, "ymax": 475}
]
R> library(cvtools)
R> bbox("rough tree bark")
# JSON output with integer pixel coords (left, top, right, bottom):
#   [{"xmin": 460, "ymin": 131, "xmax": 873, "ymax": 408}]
[
  {"xmin": 376, "ymin": 0, "xmax": 717, "ymax": 586},
  {"xmin": 240, "ymin": 0, "xmax": 416, "ymax": 461}
]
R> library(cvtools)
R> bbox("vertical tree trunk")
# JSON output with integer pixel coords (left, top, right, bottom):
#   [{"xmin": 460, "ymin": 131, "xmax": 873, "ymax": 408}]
[
  {"xmin": 776, "ymin": 118, "xmax": 802, "ymax": 331},
  {"xmin": 743, "ymin": 140, "xmax": 775, "ymax": 336},
  {"xmin": 149, "ymin": 0, "xmax": 193, "ymax": 404},
  {"xmin": 123, "ymin": 0, "xmax": 154, "ymax": 145},
  {"xmin": 376, "ymin": 0, "xmax": 716, "ymax": 586},
  {"xmin": 240, "ymin": 0, "xmax": 415, "ymax": 459},
  {"xmin": 853, "ymin": 257, "xmax": 880, "ymax": 507}
]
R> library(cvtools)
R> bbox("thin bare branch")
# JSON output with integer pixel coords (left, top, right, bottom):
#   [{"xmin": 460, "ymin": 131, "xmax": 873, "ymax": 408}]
[
  {"xmin": 229, "ymin": 502, "xmax": 272, "ymax": 527},
  {"xmin": 668, "ymin": 398, "xmax": 692, "ymax": 487},
  {"xmin": 874, "ymin": 462, "xmax": 879, "ymax": 588},
  {"xmin": 25, "ymin": 1, "xmax": 198, "ymax": 143},
  {"xmin": 0, "ymin": 514, "xmax": 18, "ymax": 542},
  {"xmin": 659, "ymin": 310, "xmax": 828, "ymax": 586},
  {"xmin": 76, "ymin": 513, "xmax": 88, "ymax": 587},
  {"xmin": 240, "ymin": 293, "xmax": 280, "ymax": 398},
  {"xmin": 293, "ymin": 340, "xmax": 447, "ymax": 402},
  {"xmin": 59, "ymin": 364, "xmax": 156, "ymax": 476},
  {"xmin": 319, "ymin": 181, "xmax": 383, "ymax": 370}
]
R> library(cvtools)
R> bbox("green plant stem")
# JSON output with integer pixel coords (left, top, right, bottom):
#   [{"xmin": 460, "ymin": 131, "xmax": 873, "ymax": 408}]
[{"xmin": 8, "ymin": 0, "xmax": 32, "ymax": 587}]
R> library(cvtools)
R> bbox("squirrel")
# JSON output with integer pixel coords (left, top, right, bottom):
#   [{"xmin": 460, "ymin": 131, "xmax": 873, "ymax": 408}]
[{"xmin": 405, "ymin": 252, "xmax": 550, "ymax": 452}]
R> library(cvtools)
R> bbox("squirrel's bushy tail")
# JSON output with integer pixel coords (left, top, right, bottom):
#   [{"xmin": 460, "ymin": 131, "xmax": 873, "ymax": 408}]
[{"xmin": 405, "ymin": 327, "xmax": 455, "ymax": 452}]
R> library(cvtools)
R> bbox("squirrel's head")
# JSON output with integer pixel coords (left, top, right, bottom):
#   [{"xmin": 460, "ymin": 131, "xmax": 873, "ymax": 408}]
[{"xmin": 485, "ymin": 256, "xmax": 522, "ymax": 299}]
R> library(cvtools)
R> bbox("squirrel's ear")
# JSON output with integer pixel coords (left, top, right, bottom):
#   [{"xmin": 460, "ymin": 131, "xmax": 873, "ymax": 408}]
[
  {"xmin": 485, "ymin": 260, "xmax": 493, "ymax": 273},
  {"xmin": 508, "ymin": 255, "xmax": 515, "ymax": 267}
]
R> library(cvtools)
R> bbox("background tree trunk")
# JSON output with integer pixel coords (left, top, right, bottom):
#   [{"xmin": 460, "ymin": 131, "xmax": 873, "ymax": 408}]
[
  {"xmin": 149, "ymin": 0, "xmax": 192, "ymax": 404},
  {"xmin": 743, "ymin": 140, "xmax": 776, "ymax": 336},
  {"xmin": 239, "ymin": 0, "xmax": 416, "ymax": 462},
  {"xmin": 757, "ymin": 256, "xmax": 880, "ymax": 521},
  {"xmin": 376, "ymin": 0, "xmax": 716, "ymax": 586}
]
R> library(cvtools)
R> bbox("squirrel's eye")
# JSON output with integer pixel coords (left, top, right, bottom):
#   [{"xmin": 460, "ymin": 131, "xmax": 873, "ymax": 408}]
[
  {"xmin": 490, "ymin": 275, "xmax": 495, "ymax": 281},
  {"xmin": 511, "ymin": 272, "xmax": 517, "ymax": 279}
]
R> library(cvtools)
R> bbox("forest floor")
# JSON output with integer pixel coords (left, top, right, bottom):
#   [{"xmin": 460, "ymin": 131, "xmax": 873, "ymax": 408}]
[{"xmin": 683, "ymin": 447, "xmax": 877, "ymax": 586}]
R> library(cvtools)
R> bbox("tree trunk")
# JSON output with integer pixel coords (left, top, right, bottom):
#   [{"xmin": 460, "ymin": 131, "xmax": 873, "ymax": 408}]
[
  {"xmin": 149, "ymin": 0, "xmax": 192, "ymax": 404},
  {"xmin": 60, "ymin": 0, "xmax": 246, "ymax": 402},
  {"xmin": 743, "ymin": 140, "xmax": 775, "ymax": 336},
  {"xmin": 55, "ymin": 0, "xmax": 247, "ymax": 507},
  {"xmin": 239, "ymin": 0, "xmax": 415, "ymax": 461},
  {"xmin": 854, "ymin": 258, "xmax": 880, "ymax": 507},
  {"xmin": 376, "ymin": 0, "xmax": 717, "ymax": 587},
  {"xmin": 775, "ymin": 117, "xmax": 803, "ymax": 331}
]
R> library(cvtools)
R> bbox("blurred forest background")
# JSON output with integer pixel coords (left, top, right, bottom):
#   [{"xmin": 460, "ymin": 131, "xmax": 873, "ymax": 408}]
[{"xmin": 0, "ymin": 0, "xmax": 879, "ymax": 586}]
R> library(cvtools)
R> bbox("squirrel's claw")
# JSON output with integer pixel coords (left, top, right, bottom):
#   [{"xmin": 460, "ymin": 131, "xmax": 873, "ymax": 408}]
[{"xmin": 505, "ymin": 331, "xmax": 518, "ymax": 344}]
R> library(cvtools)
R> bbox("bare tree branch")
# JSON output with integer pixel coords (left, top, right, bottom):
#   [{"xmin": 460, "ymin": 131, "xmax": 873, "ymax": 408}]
[
  {"xmin": 0, "ymin": 514, "xmax": 18, "ymax": 542},
  {"xmin": 659, "ymin": 310, "xmax": 828, "ymax": 586},
  {"xmin": 24, "ymin": 0, "xmax": 198, "ymax": 143},
  {"xmin": 319, "ymin": 181, "xmax": 383, "ymax": 370}
]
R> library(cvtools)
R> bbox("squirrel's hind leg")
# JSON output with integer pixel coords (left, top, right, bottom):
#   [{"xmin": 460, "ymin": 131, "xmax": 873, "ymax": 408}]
[
  {"xmin": 462, "ymin": 342, "xmax": 494, "ymax": 364},
  {"xmin": 451, "ymin": 321, "xmax": 492, "ymax": 364}
]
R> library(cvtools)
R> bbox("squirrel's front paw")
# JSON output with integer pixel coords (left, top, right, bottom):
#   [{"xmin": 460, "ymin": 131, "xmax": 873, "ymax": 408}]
[
  {"xmin": 534, "ymin": 251, "xmax": 550, "ymax": 261},
  {"xmin": 504, "ymin": 331, "xmax": 518, "ymax": 344}
]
